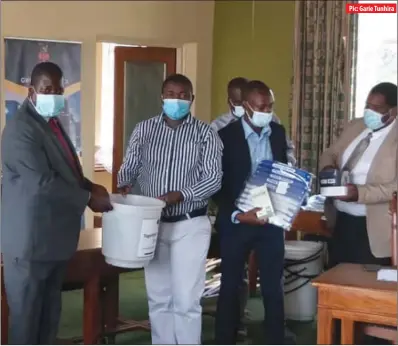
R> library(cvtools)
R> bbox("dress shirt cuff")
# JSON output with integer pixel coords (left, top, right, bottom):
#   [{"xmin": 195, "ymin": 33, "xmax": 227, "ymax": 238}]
[
  {"xmin": 180, "ymin": 187, "xmax": 195, "ymax": 202},
  {"xmin": 231, "ymin": 210, "xmax": 241, "ymax": 224},
  {"xmin": 117, "ymin": 182, "xmax": 131, "ymax": 189}
]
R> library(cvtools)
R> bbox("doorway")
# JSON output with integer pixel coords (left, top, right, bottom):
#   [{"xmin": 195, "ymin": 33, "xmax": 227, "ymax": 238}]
[
  {"xmin": 94, "ymin": 43, "xmax": 177, "ymax": 197},
  {"xmin": 112, "ymin": 46, "xmax": 176, "ymax": 192}
]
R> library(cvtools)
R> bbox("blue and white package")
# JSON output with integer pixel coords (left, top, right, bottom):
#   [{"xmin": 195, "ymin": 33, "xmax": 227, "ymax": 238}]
[
  {"xmin": 236, "ymin": 160, "xmax": 313, "ymax": 230},
  {"xmin": 257, "ymin": 161, "xmax": 313, "ymax": 186}
]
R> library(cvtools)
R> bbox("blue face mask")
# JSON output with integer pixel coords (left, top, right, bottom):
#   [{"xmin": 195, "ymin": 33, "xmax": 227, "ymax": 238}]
[
  {"xmin": 33, "ymin": 92, "xmax": 65, "ymax": 118},
  {"xmin": 363, "ymin": 108, "xmax": 385, "ymax": 130},
  {"xmin": 162, "ymin": 99, "xmax": 191, "ymax": 120}
]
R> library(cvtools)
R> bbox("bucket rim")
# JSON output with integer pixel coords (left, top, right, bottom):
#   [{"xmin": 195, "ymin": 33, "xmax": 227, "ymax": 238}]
[
  {"xmin": 110, "ymin": 193, "xmax": 166, "ymax": 209},
  {"xmin": 284, "ymin": 240, "xmax": 324, "ymax": 253}
]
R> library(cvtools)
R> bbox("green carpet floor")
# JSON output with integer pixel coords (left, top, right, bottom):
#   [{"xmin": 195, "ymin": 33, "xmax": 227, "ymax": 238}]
[{"xmin": 59, "ymin": 271, "xmax": 317, "ymax": 344}]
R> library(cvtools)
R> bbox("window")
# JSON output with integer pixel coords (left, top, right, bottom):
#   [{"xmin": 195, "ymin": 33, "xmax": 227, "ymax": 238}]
[
  {"xmin": 353, "ymin": 0, "xmax": 397, "ymax": 118},
  {"xmin": 95, "ymin": 43, "xmax": 116, "ymax": 171}
]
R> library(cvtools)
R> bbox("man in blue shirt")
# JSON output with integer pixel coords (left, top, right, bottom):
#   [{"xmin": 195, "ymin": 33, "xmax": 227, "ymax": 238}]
[
  {"xmin": 214, "ymin": 81, "xmax": 287, "ymax": 344},
  {"xmin": 211, "ymin": 78, "xmax": 297, "ymax": 340},
  {"xmin": 211, "ymin": 78, "xmax": 296, "ymax": 166}
]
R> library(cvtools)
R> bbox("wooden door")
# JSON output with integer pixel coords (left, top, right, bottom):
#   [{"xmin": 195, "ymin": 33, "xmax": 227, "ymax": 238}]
[{"xmin": 112, "ymin": 47, "xmax": 176, "ymax": 192}]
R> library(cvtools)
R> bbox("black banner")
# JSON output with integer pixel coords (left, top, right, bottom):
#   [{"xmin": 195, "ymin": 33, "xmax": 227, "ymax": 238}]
[{"xmin": 4, "ymin": 39, "xmax": 82, "ymax": 154}]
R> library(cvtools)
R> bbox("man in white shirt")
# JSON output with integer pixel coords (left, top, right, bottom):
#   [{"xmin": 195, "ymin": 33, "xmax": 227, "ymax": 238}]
[
  {"xmin": 320, "ymin": 82, "xmax": 397, "ymax": 266},
  {"xmin": 118, "ymin": 74, "xmax": 223, "ymax": 345},
  {"xmin": 211, "ymin": 77, "xmax": 248, "ymax": 132}
]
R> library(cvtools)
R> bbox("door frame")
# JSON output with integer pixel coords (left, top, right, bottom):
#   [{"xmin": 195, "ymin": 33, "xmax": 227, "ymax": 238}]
[{"xmin": 112, "ymin": 46, "xmax": 177, "ymax": 192}]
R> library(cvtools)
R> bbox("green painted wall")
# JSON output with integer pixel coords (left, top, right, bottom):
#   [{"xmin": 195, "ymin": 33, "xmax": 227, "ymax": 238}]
[{"xmin": 211, "ymin": 1, "xmax": 295, "ymax": 126}]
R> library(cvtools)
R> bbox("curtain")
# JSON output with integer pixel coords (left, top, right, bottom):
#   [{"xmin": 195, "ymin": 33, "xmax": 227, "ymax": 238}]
[{"xmin": 289, "ymin": 0, "xmax": 358, "ymax": 176}]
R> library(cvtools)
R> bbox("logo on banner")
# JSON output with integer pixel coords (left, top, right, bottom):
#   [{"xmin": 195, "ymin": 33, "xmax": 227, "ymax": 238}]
[{"xmin": 38, "ymin": 43, "xmax": 50, "ymax": 62}]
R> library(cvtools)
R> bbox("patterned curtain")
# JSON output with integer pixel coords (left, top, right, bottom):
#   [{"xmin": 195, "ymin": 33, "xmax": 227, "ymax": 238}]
[{"xmin": 289, "ymin": 0, "xmax": 358, "ymax": 176}]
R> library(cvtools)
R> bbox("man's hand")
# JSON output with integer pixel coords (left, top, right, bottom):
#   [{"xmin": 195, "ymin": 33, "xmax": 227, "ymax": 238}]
[
  {"xmin": 118, "ymin": 185, "xmax": 131, "ymax": 197},
  {"xmin": 236, "ymin": 208, "xmax": 268, "ymax": 226},
  {"xmin": 88, "ymin": 184, "xmax": 113, "ymax": 213},
  {"xmin": 335, "ymin": 184, "xmax": 359, "ymax": 202},
  {"xmin": 157, "ymin": 191, "xmax": 183, "ymax": 205},
  {"xmin": 92, "ymin": 183, "xmax": 108, "ymax": 196}
]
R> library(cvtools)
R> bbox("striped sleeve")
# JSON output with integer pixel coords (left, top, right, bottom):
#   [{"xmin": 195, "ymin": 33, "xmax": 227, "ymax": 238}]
[
  {"xmin": 210, "ymin": 117, "xmax": 223, "ymax": 132},
  {"xmin": 211, "ymin": 113, "xmax": 234, "ymax": 132},
  {"xmin": 117, "ymin": 123, "xmax": 142, "ymax": 188},
  {"xmin": 180, "ymin": 127, "xmax": 223, "ymax": 202}
]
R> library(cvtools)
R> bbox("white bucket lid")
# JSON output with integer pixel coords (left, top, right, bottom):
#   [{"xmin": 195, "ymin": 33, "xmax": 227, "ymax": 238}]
[{"xmin": 285, "ymin": 240, "xmax": 324, "ymax": 258}]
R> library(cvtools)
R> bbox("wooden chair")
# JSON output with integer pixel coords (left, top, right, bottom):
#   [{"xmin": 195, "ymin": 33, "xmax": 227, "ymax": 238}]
[{"xmin": 360, "ymin": 192, "xmax": 397, "ymax": 344}]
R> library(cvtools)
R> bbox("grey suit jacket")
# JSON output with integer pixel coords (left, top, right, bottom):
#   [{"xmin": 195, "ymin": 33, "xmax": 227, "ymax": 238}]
[{"xmin": 1, "ymin": 100, "xmax": 91, "ymax": 261}]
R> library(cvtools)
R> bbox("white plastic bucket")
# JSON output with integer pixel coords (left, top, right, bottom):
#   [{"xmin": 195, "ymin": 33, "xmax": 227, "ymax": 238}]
[
  {"xmin": 283, "ymin": 240, "xmax": 324, "ymax": 321},
  {"xmin": 102, "ymin": 194, "xmax": 165, "ymax": 269}
]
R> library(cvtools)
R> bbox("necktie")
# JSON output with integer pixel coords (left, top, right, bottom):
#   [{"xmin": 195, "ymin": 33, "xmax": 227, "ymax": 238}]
[
  {"xmin": 48, "ymin": 118, "xmax": 80, "ymax": 176},
  {"xmin": 342, "ymin": 132, "xmax": 372, "ymax": 171}
]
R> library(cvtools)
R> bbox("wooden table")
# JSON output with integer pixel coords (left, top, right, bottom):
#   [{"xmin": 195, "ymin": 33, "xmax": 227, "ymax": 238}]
[
  {"xmin": 312, "ymin": 263, "xmax": 397, "ymax": 344},
  {"xmin": 1, "ymin": 229, "xmax": 150, "ymax": 345}
]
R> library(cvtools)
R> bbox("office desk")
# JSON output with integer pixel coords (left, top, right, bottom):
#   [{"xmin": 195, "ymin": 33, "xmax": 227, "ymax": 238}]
[{"xmin": 312, "ymin": 263, "xmax": 397, "ymax": 344}]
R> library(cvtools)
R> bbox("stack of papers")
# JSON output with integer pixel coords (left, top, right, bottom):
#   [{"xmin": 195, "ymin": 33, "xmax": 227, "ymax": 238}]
[
  {"xmin": 302, "ymin": 194, "xmax": 326, "ymax": 212},
  {"xmin": 236, "ymin": 160, "xmax": 313, "ymax": 230},
  {"xmin": 377, "ymin": 268, "xmax": 398, "ymax": 282},
  {"xmin": 202, "ymin": 258, "xmax": 222, "ymax": 298}
]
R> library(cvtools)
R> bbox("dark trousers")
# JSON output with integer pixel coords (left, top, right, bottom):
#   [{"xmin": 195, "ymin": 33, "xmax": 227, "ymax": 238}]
[
  {"xmin": 3, "ymin": 256, "xmax": 68, "ymax": 345},
  {"xmin": 210, "ymin": 231, "xmax": 248, "ymax": 330},
  {"xmin": 329, "ymin": 211, "xmax": 391, "ymax": 267},
  {"xmin": 215, "ymin": 223, "xmax": 285, "ymax": 345}
]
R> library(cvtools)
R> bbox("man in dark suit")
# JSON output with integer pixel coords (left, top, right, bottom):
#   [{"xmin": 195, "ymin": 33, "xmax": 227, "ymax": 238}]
[
  {"xmin": 214, "ymin": 81, "xmax": 287, "ymax": 345},
  {"xmin": 1, "ymin": 62, "xmax": 112, "ymax": 344}
]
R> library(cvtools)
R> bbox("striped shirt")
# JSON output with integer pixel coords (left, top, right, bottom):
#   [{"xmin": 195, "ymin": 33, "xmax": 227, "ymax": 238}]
[
  {"xmin": 211, "ymin": 111, "xmax": 297, "ymax": 166},
  {"xmin": 118, "ymin": 113, "xmax": 223, "ymax": 217}
]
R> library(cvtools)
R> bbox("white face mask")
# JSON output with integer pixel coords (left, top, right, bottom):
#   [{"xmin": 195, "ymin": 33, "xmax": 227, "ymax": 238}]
[
  {"xmin": 231, "ymin": 105, "xmax": 245, "ymax": 118},
  {"xmin": 246, "ymin": 104, "xmax": 273, "ymax": 128},
  {"xmin": 249, "ymin": 111, "xmax": 273, "ymax": 128}
]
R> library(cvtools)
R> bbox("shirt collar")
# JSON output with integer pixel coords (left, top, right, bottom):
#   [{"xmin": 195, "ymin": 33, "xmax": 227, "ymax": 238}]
[
  {"xmin": 157, "ymin": 112, "xmax": 195, "ymax": 125},
  {"xmin": 241, "ymin": 117, "xmax": 271, "ymax": 139},
  {"xmin": 371, "ymin": 118, "xmax": 396, "ymax": 139}
]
